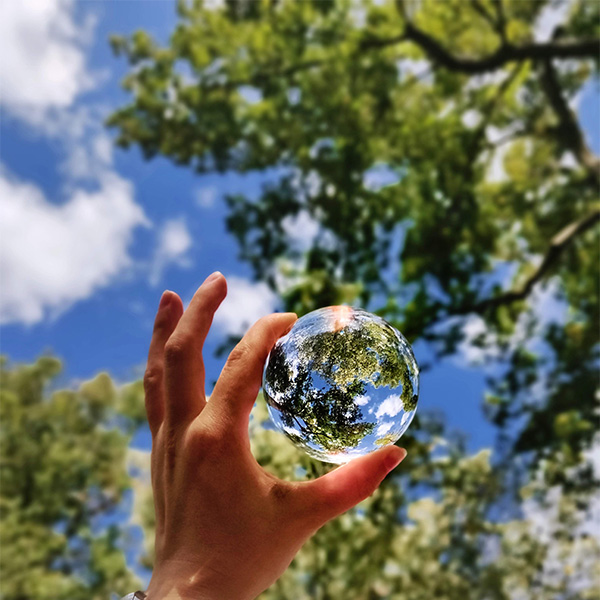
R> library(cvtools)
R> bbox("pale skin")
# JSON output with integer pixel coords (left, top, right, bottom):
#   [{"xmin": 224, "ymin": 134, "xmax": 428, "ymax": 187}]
[{"xmin": 143, "ymin": 272, "xmax": 407, "ymax": 600}]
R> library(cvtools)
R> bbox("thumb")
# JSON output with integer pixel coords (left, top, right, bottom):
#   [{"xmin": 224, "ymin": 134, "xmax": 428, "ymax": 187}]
[{"xmin": 301, "ymin": 446, "xmax": 407, "ymax": 526}]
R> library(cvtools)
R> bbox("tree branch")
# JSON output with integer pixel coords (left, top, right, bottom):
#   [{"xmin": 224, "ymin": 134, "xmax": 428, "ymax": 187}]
[
  {"xmin": 457, "ymin": 209, "xmax": 600, "ymax": 314},
  {"xmin": 403, "ymin": 21, "xmax": 600, "ymax": 74},
  {"xmin": 539, "ymin": 58, "xmax": 600, "ymax": 184}
]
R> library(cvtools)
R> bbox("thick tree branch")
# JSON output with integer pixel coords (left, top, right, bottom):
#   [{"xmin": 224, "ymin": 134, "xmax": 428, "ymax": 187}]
[
  {"xmin": 456, "ymin": 209, "xmax": 600, "ymax": 314},
  {"xmin": 539, "ymin": 58, "xmax": 600, "ymax": 184},
  {"xmin": 395, "ymin": 9, "xmax": 600, "ymax": 180},
  {"xmin": 402, "ymin": 21, "xmax": 600, "ymax": 74}
]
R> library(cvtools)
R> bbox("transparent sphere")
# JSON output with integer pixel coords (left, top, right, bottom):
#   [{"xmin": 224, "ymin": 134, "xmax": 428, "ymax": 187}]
[{"xmin": 263, "ymin": 306, "xmax": 419, "ymax": 464}]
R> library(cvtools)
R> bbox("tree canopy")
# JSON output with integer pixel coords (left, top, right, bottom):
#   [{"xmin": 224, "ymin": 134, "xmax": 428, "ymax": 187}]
[
  {"xmin": 109, "ymin": 0, "xmax": 598, "ymax": 473},
  {"xmin": 106, "ymin": 0, "xmax": 600, "ymax": 595},
  {"xmin": 0, "ymin": 357, "xmax": 146, "ymax": 600}
]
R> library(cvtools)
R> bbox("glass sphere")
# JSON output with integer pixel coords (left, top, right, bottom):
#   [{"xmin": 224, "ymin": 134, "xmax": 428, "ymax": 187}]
[{"xmin": 263, "ymin": 306, "xmax": 419, "ymax": 464}]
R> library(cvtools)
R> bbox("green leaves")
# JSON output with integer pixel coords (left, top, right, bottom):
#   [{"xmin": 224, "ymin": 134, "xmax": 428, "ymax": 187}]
[
  {"xmin": 0, "ymin": 357, "xmax": 143, "ymax": 599},
  {"xmin": 107, "ymin": 1, "xmax": 599, "ymax": 596}
]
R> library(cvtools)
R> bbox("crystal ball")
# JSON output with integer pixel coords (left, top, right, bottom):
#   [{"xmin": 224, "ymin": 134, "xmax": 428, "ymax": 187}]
[{"xmin": 263, "ymin": 306, "xmax": 419, "ymax": 464}]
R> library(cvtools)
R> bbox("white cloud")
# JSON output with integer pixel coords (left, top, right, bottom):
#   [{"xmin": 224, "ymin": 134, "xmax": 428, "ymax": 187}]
[
  {"xmin": 194, "ymin": 186, "xmax": 218, "ymax": 208},
  {"xmin": 0, "ymin": 0, "xmax": 99, "ymax": 125},
  {"xmin": 376, "ymin": 395, "xmax": 405, "ymax": 418},
  {"xmin": 149, "ymin": 219, "xmax": 193, "ymax": 286},
  {"xmin": 62, "ymin": 128, "xmax": 115, "ymax": 181},
  {"xmin": 214, "ymin": 276, "xmax": 278, "ymax": 336},
  {"xmin": 0, "ymin": 0, "xmax": 177, "ymax": 322},
  {"xmin": 355, "ymin": 395, "xmax": 371, "ymax": 406},
  {"xmin": 0, "ymin": 169, "xmax": 148, "ymax": 325},
  {"xmin": 454, "ymin": 314, "xmax": 502, "ymax": 365},
  {"xmin": 376, "ymin": 421, "xmax": 394, "ymax": 436}
]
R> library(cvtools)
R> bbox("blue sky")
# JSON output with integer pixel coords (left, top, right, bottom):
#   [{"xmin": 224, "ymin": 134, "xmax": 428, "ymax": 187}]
[{"xmin": 1, "ymin": 0, "xmax": 598, "ymax": 459}]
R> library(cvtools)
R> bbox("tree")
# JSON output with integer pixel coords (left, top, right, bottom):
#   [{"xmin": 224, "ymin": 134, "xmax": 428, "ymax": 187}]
[
  {"xmin": 108, "ymin": 0, "xmax": 598, "ymax": 460},
  {"xmin": 0, "ymin": 357, "xmax": 146, "ymax": 600},
  {"xmin": 108, "ymin": 0, "xmax": 599, "ymax": 596}
]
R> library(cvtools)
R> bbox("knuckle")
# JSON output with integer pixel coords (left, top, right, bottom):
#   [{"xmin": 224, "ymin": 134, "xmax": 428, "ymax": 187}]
[
  {"xmin": 164, "ymin": 336, "xmax": 189, "ymax": 363},
  {"xmin": 143, "ymin": 366, "xmax": 162, "ymax": 392},
  {"xmin": 185, "ymin": 420, "xmax": 224, "ymax": 454},
  {"xmin": 225, "ymin": 340, "xmax": 250, "ymax": 368}
]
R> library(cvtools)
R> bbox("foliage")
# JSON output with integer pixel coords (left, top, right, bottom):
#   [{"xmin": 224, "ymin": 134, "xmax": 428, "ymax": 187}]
[
  {"xmin": 2, "ymin": 353, "xmax": 598, "ymax": 598},
  {"xmin": 0, "ymin": 357, "xmax": 145, "ymax": 600},
  {"xmin": 248, "ymin": 399, "xmax": 600, "ymax": 600},
  {"xmin": 106, "ymin": 0, "xmax": 600, "ymax": 596},
  {"xmin": 108, "ymin": 0, "xmax": 598, "ymax": 468}
]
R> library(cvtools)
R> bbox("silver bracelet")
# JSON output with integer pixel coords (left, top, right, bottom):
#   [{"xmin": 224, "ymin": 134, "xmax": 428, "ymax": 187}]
[{"xmin": 121, "ymin": 592, "xmax": 147, "ymax": 600}]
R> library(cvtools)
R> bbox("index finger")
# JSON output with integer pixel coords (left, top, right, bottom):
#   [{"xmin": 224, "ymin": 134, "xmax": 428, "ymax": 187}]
[{"xmin": 208, "ymin": 312, "xmax": 297, "ymax": 433}]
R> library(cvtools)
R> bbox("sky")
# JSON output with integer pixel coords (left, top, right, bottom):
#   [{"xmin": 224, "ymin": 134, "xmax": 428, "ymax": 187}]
[{"xmin": 1, "ymin": 0, "xmax": 599, "ymax": 460}]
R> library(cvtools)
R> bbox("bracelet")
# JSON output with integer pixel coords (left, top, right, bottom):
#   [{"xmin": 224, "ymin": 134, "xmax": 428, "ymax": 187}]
[{"xmin": 121, "ymin": 592, "xmax": 147, "ymax": 600}]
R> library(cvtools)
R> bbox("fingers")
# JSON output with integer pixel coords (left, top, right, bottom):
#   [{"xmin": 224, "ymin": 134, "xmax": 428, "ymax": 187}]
[
  {"xmin": 164, "ymin": 272, "xmax": 227, "ymax": 426},
  {"xmin": 299, "ymin": 446, "xmax": 406, "ymax": 527},
  {"xmin": 209, "ymin": 312, "xmax": 297, "ymax": 431},
  {"xmin": 144, "ymin": 291, "xmax": 184, "ymax": 436}
]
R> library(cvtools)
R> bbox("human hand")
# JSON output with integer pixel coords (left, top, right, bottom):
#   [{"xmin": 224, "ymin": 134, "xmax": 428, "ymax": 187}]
[{"xmin": 143, "ymin": 272, "xmax": 406, "ymax": 600}]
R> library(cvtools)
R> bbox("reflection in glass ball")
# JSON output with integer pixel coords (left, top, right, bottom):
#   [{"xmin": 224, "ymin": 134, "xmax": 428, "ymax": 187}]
[{"xmin": 263, "ymin": 306, "xmax": 419, "ymax": 464}]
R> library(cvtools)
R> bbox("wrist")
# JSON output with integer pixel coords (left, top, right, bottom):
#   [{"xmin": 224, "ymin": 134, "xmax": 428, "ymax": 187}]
[{"xmin": 146, "ymin": 560, "xmax": 254, "ymax": 600}]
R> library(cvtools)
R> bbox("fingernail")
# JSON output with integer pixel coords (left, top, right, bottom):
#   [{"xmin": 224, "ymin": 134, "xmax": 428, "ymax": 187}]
[
  {"xmin": 385, "ymin": 447, "xmax": 407, "ymax": 471},
  {"xmin": 205, "ymin": 271, "xmax": 223, "ymax": 284},
  {"xmin": 159, "ymin": 290, "xmax": 172, "ymax": 309}
]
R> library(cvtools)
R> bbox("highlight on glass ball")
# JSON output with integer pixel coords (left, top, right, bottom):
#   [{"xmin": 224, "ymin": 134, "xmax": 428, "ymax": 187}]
[{"xmin": 262, "ymin": 306, "xmax": 419, "ymax": 464}]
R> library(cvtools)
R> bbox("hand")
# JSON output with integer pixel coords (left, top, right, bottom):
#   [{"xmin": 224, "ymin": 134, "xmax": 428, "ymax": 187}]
[{"xmin": 143, "ymin": 272, "xmax": 406, "ymax": 600}]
